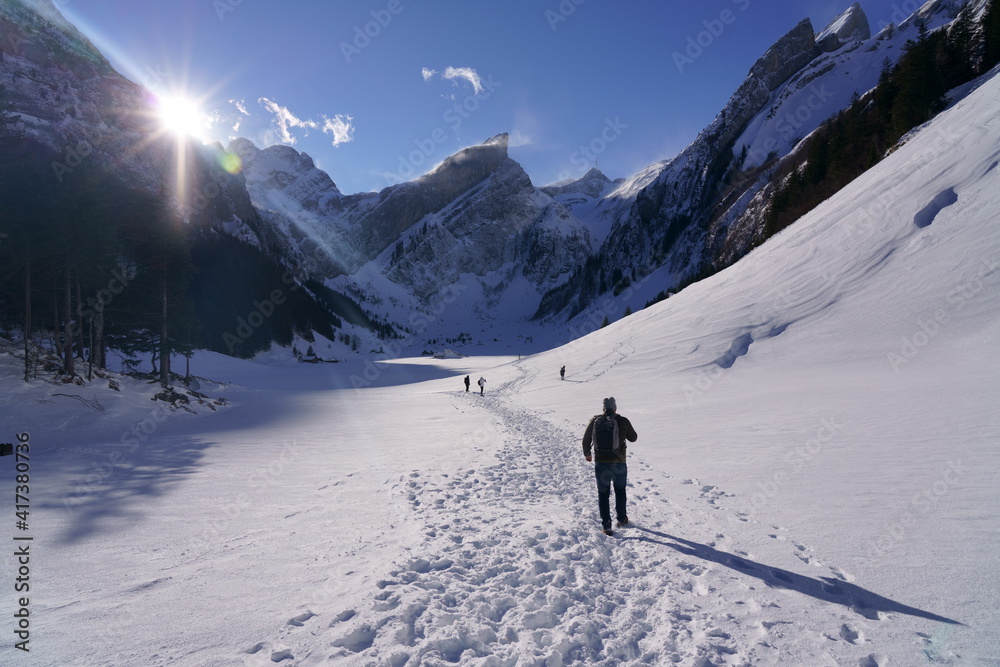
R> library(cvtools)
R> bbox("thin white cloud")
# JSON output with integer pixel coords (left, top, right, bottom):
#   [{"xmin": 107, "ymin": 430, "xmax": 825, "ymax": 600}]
[
  {"xmin": 510, "ymin": 106, "xmax": 541, "ymax": 148},
  {"xmin": 421, "ymin": 67, "xmax": 438, "ymax": 81},
  {"xmin": 508, "ymin": 129, "xmax": 534, "ymax": 148},
  {"xmin": 442, "ymin": 66, "xmax": 483, "ymax": 94},
  {"xmin": 322, "ymin": 114, "xmax": 355, "ymax": 147},
  {"xmin": 258, "ymin": 97, "xmax": 317, "ymax": 145},
  {"xmin": 231, "ymin": 98, "xmax": 250, "ymax": 117},
  {"xmin": 227, "ymin": 99, "xmax": 250, "ymax": 133}
]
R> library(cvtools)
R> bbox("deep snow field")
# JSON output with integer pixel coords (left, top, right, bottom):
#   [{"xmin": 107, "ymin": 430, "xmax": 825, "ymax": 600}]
[{"xmin": 2, "ymin": 70, "xmax": 1000, "ymax": 667}]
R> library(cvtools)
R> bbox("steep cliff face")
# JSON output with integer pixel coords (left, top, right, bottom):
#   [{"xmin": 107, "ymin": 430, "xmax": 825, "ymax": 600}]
[
  {"xmin": 816, "ymin": 2, "xmax": 871, "ymax": 52},
  {"xmin": 381, "ymin": 155, "xmax": 591, "ymax": 300},
  {"xmin": 714, "ymin": 18, "xmax": 823, "ymax": 153},
  {"xmin": 707, "ymin": 0, "xmax": 978, "ymax": 268},
  {"xmin": 0, "ymin": 1, "xmax": 270, "ymax": 238},
  {"xmin": 351, "ymin": 134, "xmax": 512, "ymax": 260},
  {"xmin": 233, "ymin": 131, "xmax": 594, "ymax": 331},
  {"xmin": 533, "ymin": 0, "xmax": 979, "ymax": 324},
  {"xmin": 231, "ymin": 139, "xmax": 343, "ymax": 215},
  {"xmin": 0, "ymin": 0, "xmax": 357, "ymax": 357}
]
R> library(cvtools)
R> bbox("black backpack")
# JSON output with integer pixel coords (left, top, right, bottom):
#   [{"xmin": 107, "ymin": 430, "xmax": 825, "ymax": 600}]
[{"xmin": 592, "ymin": 414, "xmax": 620, "ymax": 457}]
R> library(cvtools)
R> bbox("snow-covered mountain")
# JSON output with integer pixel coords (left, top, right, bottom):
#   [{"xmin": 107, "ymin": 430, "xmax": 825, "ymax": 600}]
[
  {"xmin": 1, "ymin": 0, "xmax": 993, "ymax": 359},
  {"xmin": 533, "ymin": 0, "xmax": 991, "ymax": 325},
  {"xmin": 0, "ymin": 0, "xmax": 386, "ymax": 357},
  {"xmin": 234, "ymin": 133, "xmax": 596, "ymax": 340},
  {"xmin": 0, "ymin": 0, "xmax": 264, "ymax": 240},
  {"xmin": 229, "ymin": 0, "xmax": 989, "ymax": 341}
]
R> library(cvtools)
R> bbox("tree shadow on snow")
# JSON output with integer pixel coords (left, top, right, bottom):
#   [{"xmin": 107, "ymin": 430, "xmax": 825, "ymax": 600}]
[
  {"xmin": 38, "ymin": 433, "xmax": 214, "ymax": 546},
  {"xmin": 626, "ymin": 527, "xmax": 962, "ymax": 625}
]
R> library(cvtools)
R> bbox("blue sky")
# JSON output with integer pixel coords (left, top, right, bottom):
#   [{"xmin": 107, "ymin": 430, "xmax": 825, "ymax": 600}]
[{"xmin": 58, "ymin": 0, "xmax": 916, "ymax": 194}]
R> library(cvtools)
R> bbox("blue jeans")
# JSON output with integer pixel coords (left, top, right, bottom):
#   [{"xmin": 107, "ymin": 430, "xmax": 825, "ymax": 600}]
[{"xmin": 594, "ymin": 461, "xmax": 628, "ymax": 529}]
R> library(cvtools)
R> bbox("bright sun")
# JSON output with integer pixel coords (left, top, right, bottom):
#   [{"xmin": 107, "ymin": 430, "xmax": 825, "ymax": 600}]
[{"xmin": 155, "ymin": 95, "xmax": 205, "ymax": 138}]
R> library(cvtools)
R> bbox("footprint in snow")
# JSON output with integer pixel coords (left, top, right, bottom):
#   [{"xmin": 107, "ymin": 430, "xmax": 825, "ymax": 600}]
[
  {"xmin": 839, "ymin": 623, "xmax": 863, "ymax": 644},
  {"xmin": 286, "ymin": 610, "xmax": 316, "ymax": 626}
]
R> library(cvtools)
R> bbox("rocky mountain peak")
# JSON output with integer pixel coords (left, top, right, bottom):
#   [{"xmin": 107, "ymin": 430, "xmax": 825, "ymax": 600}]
[
  {"xmin": 228, "ymin": 137, "xmax": 341, "ymax": 215},
  {"xmin": 709, "ymin": 18, "xmax": 821, "ymax": 152},
  {"xmin": 540, "ymin": 167, "xmax": 612, "ymax": 202},
  {"xmin": 816, "ymin": 2, "xmax": 871, "ymax": 52},
  {"xmin": 0, "ymin": 0, "xmax": 111, "ymax": 74}
]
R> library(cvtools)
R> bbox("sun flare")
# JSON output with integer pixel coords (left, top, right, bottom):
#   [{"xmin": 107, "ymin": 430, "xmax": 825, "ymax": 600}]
[{"xmin": 155, "ymin": 95, "xmax": 206, "ymax": 139}]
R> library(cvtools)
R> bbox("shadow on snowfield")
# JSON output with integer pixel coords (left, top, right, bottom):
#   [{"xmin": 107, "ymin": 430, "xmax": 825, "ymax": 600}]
[
  {"xmin": 627, "ymin": 527, "xmax": 962, "ymax": 625},
  {"xmin": 39, "ymin": 434, "xmax": 213, "ymax": 546}
]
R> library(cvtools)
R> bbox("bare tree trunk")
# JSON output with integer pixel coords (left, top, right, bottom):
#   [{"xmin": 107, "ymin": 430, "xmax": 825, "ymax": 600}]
[
  {"xmin": 63, "ymin": 267, "xmax": 74, "ymax": 376},
  {"xmin": 87, "ymin": 318, "xmax": 93, "ymax": 381},
  {"xmin": 75, "ymin": 279, "xmax": 85, "ymax": 359},
  {"xmin": 52, "ymin": 285, "xmax": 59, "ymax": 358},
  {"xmin": 23, "ymin": 257, "xmax": 31, "ymax": 382},
  {"xmin": 94, "ymin": 306, "xmax": 105, "ymax": 370},
  {"xmin": 160, "ymin": 276, "xmax": 170, "ymax": 388}
]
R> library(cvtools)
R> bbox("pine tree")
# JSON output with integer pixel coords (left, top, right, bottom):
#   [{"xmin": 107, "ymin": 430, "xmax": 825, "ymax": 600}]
[
  {"xmin": 891, "ymin": 29, "xmax": 948, "ymax": 138},
  {"xmin": 985, "ymin": 0, "xmax": 1000, "ymax": 71}
]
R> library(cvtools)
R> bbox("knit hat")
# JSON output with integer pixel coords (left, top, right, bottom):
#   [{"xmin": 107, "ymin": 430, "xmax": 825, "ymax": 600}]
[{"xmin": 603, "ymin": 397, "xmax": 617, "ymax": 413}]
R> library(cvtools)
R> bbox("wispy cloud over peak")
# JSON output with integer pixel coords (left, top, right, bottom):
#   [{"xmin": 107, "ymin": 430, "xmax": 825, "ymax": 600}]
[
  {"xmin": 442, "ymin": 66, "xmax": 483, "ymax": 94},
  {"xmin": 421, "ymin": 66, "xmax": 484, "ymax": 95},
  {"xmin": 323, "ymin": 114, "xmax": 355, "ymax": 147},
  {"xmin": 258, "ymin": 97, "xmax": 317, "ymax": 145}
]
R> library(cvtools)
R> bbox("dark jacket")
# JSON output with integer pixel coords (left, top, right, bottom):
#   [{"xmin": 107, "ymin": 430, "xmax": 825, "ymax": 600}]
[{"xmin": 582, "ymin": 411, "xmax": 638, "ymax": 463}]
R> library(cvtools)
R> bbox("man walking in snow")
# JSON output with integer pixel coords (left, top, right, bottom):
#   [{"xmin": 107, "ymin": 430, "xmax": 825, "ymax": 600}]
[
  {"xmin": 464, "ymin": 375, "xmax": 470, "ymax": 392},
  {"xmin": 582, "ymin": 397, "xmax": 638, "ymax": 536},
  {"xmin": 478, "ymin": 376, "xmax": 486, "ymax": 395},
  {"xmin": 560, "ymin": 365, "xmax": 565, "ymax": 380}
]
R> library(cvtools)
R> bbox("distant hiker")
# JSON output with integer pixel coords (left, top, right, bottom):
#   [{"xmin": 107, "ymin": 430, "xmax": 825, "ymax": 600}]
[
  {"xmin": 464, "ymin": 375, "xmax": 470, "ymax": 392},
  {"xmin": 560, "ymin": 365, "xmax": 566, "ymax": 380},
  {"xmin": 478, "ymin": 376, "xmax": 486, "ymax": 395},
  {"xmin": 582, "ymin": 397, "xmax": 638, "ymax": 536}
]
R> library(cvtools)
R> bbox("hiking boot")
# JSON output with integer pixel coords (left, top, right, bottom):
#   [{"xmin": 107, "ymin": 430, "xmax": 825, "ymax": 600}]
[
  {"xmin": 617, "ymin": 517, "xmax": 629, "ymax": 527},
  {"xmin": 602, "ymin": 528, "xmax": 614, "ymax": 536}
]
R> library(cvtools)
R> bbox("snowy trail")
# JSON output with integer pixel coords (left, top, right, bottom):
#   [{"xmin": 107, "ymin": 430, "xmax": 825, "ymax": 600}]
[
  {"xmin": 236, "ymin": 359, "xmax": 958, "ymax": 666},
  {"xmin": 240, "ymin": 362, "xmax": 712, "ymax": 665}
]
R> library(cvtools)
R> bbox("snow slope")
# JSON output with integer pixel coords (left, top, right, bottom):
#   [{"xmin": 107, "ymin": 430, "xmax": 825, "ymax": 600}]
[{"xmin": 3, "ymin": 68, "xmax": 999, "ymax": 665}]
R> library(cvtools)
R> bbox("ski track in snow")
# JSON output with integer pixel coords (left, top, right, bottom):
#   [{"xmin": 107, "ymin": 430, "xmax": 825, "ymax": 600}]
[{"xmin": 237, "ymin": 362, "xmax": 908, "ymax": 666}]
